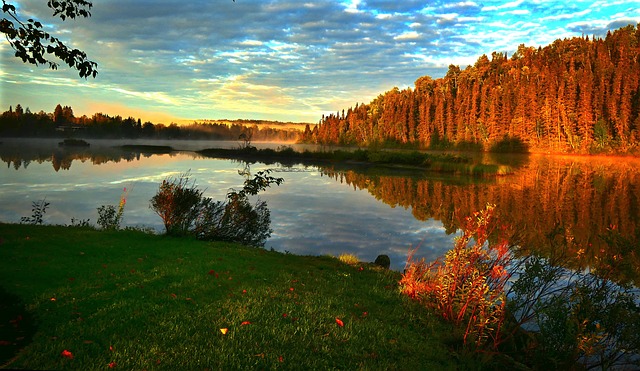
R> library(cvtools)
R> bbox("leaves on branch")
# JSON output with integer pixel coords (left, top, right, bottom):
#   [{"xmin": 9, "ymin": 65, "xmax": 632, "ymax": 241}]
[{"xmin": 1, "ymin": 0, "xmax": 98, "ymax": 78}]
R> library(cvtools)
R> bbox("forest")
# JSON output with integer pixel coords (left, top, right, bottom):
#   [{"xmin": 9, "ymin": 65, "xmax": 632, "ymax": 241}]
[
  {"xmin": 303, "ymin": 24, "xmax": 640, "ymax": 155},
  {"xmin": 0, "ymin": 104, "xmax": 304, "ymax": 142}
]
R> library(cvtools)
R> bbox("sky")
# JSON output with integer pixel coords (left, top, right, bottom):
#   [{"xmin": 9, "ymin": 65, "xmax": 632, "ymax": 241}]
[{"xmin": 1, "ymin": 0, "xmax": 639, "ymax": 124}]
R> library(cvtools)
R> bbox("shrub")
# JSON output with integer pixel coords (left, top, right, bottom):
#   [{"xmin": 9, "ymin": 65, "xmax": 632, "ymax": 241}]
[
  {"xmin": 97, "ymin": 188, "xmax": 128, "ymax": 230},
  {"xmin": 400, "ymin": 204, "xmax": 513, "ymax": 348},
  {"xmin": 193, "ymin": 192, "xmax": 272, "ymax": 246},
  {"xmin": 401, "ymin": 206, "xmax": 640, "ymax": 369},
  {"xmin": 149, "ymin": 173, "xmax": 203, "ymax": 236},
  {"xmin": 150, "ymin": 170, "xmax": 283, "ymax": 247}
]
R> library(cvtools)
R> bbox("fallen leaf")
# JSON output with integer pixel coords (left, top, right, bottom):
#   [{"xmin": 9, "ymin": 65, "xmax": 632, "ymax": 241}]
[
  {"xmin": 61, "ymin": 349, "xmax": 73, "ymax": 359},
  {"xmin": 109, "ymin": 345, "xmax": 114, "ymax": 351},
  {"xmin": 108, "ymin": 362, "xmax": 117, "ymax": 368},
  {"xmin": 220, "ymin": 328, "xmax": 228, "ymax": 335},
  {"xmin": 241, "ymin": 321, "xmax": 251, "ymax": 326},
  {"xmin": 335, "ymin": 318, "xmax": 344, "ymax": 327}
]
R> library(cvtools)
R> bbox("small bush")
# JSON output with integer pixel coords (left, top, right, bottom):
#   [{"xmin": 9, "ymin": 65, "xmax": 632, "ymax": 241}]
[
  {"xmin": 20, "ymin": 199, "xmax": 50, "ymax": 225},
  {"xmin": 149, "ymin": 174, "xmax": 203, "ymax": 236},
  {"xmin": 97, "ymin": 188, "xmax": 128, "ymax": 230},
  {"xmin": 150, "ymin": 170, "xmax": 283, "ymax": 247},
  {"xmin": 400, "ymin": 204, "xmax": 513, "ymax": 348}
]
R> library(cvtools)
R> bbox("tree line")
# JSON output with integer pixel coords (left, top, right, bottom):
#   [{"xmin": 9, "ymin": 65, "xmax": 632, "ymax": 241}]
[
  {"xmin": 303, "ymin": 24, "xmax": 640, "ymax": 155},
  {"xmin": 0, "ymin": 104, "xmax": 303, "ymax": 142}
]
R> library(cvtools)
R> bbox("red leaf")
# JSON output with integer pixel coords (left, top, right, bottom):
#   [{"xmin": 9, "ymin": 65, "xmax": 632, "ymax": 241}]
[
  {"xmin": 61, "ymin": 349, "xmax": 73, "ymax": 359},
  {"xmin": 335, "ymin": 318, "xmax": 344, "ymax": 327},
  {"xmin": 241, "ymin": 321, "xmax": 251, "ymax": 326},
  {"xmin": 108, "ymin": 361, "xmax": 117, "ymax": 368}
]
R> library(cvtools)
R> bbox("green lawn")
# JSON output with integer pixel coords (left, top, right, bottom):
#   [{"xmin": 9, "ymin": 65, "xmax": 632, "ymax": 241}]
[{"xmin": 0, "ymin": 224, "xmax": 458, "ymax": 370}]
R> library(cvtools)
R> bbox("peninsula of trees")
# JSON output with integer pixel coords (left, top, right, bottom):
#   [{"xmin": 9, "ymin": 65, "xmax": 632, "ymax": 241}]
[{"xmin": 303, "ymin": 24, "xmax": 640, "ymax": 155}]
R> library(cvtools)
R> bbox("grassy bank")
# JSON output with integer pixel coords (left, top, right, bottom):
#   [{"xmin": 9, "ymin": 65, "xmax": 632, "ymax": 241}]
[
  {"xmin": 197, "ymin": 147, "xmax": 513, "ymax": 176},
  {"xmin": 0, "ymin": 224, "xmax": 458, "ymax": 370}
]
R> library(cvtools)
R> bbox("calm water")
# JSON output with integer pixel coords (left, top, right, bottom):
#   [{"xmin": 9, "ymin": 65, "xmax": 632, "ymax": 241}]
[{"xmin": 1, "ymin": 138, "xmax": 639, "ymax": 277}]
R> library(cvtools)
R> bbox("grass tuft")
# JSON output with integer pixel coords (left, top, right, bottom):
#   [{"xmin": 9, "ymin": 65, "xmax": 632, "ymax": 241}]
[{"xmin": 337, "ymin": 253, "xmax": 360, "ymax": 266}]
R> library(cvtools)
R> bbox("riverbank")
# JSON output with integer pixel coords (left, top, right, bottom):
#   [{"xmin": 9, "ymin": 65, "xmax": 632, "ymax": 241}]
[
  {"xmin": 0, "ymin": 223, "xmax": 459, "ymax": 370},
  {"xmin": 196, "ymin": 146, "xmax": 514, "ymax": 176}
]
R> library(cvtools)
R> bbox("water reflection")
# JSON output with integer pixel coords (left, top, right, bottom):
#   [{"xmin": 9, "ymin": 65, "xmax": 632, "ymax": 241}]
[
  {"xmin": 1, "ymin": 139, "xmax": 639, "ymax": 280},
  {"xmin": 317, "ymin": 155, "xmax": 640, "ymax": 283}
]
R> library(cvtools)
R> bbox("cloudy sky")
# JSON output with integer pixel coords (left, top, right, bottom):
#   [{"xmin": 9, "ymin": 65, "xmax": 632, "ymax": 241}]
[{"xmin": 2, "ymin": 0, "xmax": 639, "ymax": 124}]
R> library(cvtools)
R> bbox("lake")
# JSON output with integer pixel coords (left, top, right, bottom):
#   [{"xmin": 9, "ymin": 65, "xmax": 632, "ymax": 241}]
[{"xmin": 1, "ymin": 138, "xmax": 639, "ymax": 279}]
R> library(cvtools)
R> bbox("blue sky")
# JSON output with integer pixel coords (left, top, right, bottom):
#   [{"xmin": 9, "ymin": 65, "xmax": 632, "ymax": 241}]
[{"xmin": 1, "ymin": 0, "xmax": 639, "ymax": 124}]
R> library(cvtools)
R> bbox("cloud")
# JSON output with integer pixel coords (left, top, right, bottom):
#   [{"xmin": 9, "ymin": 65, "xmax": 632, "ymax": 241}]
[
  {"xmin": 1, "ymin": 0, "xmax": 634, "ymax": 123},
  {"xmin": 481, "ymin": 0, "xmax": 524, "ymax": 12}
]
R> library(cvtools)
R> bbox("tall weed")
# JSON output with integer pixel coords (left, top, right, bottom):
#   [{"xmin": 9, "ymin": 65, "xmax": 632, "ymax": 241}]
[{"xmin": 400, "ymin": 204, "xmax": 513, "ymax": 347}]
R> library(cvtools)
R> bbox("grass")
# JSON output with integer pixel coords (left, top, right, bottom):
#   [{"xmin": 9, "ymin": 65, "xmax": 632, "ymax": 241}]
[
  {"xmin": 196, "ymin": 146, "xmax": 512, "ymax": 176},
  {"xmin": 0, "ymin": 223, "xmax": 458, "ymax": 370}
]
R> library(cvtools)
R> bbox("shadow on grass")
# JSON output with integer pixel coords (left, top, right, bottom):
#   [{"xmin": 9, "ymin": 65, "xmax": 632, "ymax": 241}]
[{"xmin": 0, "ymin": 287, "xmax": 37, "ymax": 368}]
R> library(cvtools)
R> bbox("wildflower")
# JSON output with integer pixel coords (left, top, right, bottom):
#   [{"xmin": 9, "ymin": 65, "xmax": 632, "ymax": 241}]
[
  {"xmin": 108, "ymin": 361, "xmax": 117, "ymax": 368},
  {"xmin": 61, "ymin": 349, "xmax": 73, "ymax": 359}
]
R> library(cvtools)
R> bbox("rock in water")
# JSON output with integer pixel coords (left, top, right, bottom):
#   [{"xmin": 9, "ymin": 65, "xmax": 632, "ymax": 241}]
[{"xmin": 374, "ymin": 255, "xmax": 390, "ymax": 269}]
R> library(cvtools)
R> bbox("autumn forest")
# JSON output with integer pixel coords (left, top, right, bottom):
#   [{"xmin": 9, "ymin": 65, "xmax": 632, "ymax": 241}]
[{"xmin": 304, "ymin": 25, "xmax": 640, "ymax": 155}]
